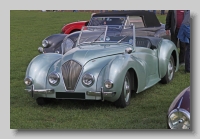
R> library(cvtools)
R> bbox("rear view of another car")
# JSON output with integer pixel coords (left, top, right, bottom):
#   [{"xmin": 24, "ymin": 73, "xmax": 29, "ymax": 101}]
[{"xmin": 167, "ymin": 86, "xmax": 190, "ymax": 129}]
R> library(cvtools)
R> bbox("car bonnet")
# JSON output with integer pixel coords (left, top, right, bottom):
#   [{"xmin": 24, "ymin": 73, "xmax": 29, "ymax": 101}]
[{"xmin": 61, "ymin": 45, "xmax": 128, "ymax": 66}]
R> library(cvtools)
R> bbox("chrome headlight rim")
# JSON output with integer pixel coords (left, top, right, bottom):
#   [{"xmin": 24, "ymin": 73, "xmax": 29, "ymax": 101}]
[
  {"xmin": 104, "ymin": 80, "xmax": 113, "ymax": 89},
  {"xmin": 168, "ymin": 108, "xmax": 190, "ymax": 129},
  {"xmin": 24, "ymin": 77, "xmax": 33, "ymax": 86},
  {"xmin": 82, "ymin": 73, "xmax": 95, "ymax": 87},
  {"xmin": 48, "ymin": 72, "xmax": 60, "ymax": 86},
  {"xmin": 42, "ymin": 39, "xmax": 49, "ymax": 47}
]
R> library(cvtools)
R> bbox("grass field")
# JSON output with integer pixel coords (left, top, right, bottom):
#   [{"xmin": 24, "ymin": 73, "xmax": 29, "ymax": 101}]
[{"xmin": 10, "ymin": 10, "xmax": 190, "ymax": 129}]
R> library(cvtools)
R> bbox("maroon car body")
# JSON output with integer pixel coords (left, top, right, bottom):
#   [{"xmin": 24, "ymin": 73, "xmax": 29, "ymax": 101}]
[{"xmin": 167, "ymin": 86, "xmax": 190, "ymax": 129}]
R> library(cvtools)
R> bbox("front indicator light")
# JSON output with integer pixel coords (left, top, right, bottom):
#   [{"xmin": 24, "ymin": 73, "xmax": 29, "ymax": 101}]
[
  {"xmin": 24, "ymin": 77, "xmax": 33, "ymax": 86},
  {"xmin": 104, "ymin": 80, "xmax": 113, "ymax": 89}
]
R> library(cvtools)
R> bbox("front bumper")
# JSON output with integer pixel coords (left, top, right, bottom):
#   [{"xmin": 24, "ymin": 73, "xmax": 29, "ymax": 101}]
[
  {"xmin": 86, "ymin": 87, "xmax": 116, "ymax": 101},
  {"xmin": 25, "ymin": 88, "xmax": 54, "ymax": 94},
  {"xmin": 24, "ymin": 86, "xmax": 54, "ymax": 98},
  {"xmin": 25, "ymin": 86, "xmax": 116, "ymax": 101}
]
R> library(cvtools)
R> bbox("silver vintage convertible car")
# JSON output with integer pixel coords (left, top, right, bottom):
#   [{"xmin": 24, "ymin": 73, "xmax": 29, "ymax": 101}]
[{"xmin": 24, "ymin": 25, "xmax": 179, "ymax": 108}]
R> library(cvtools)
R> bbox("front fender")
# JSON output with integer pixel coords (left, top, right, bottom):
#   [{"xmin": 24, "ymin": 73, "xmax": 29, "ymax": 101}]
[
  {"xmin": 25, "ymin": 53, "xmax": 62, "ymax": 90},
  {"xmin": 63, "ymin": 22, "xmax": 86, "ymax": 34},
  {"xmin": 100, "ymin": 53, "xmax": 147, "ymax": 102},
  {"xmin": 43, "ymin": 34, "xmax": 68, "ymax": 53}
]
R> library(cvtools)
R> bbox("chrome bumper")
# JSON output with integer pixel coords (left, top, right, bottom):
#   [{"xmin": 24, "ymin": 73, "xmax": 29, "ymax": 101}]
[
  {"xmin": 86, "ymin": 87, "xmax": 116, "ymax": 101},
  {"xmin": 25, "ymin": 89, "xmax": 54, "ymax": 94},
  {"xmin": 24, "ymin": 85, "xmax": 54, "ymax": 98}
]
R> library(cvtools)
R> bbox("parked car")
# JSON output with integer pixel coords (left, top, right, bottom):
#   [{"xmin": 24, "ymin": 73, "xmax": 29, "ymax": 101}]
[
  {"xmin": 25, "ymin": 25, "xmax": 179, "ymax": 108},
  {"xmin": 38, "ymin": 10, "xmax": 169, "ymax": 54},
  {"xmin": 167, "ymin": 86, "xmax": 190, "ymax": 129}
]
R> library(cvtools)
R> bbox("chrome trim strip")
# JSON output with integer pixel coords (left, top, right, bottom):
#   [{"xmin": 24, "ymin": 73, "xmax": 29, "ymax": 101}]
[{"xmin": 177, "ymin": 97, "xmax": 183, "ymax": 109}]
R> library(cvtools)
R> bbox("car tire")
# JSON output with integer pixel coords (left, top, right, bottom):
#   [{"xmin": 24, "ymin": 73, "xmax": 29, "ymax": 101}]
[
  {"xmin": 115, "ymin": 72, "xmax": 132, "ymax": 108},
  {"xmin": 160, "ymin": 55, "xmax": 175, "ymax": 84},
  {"xmin": 36, "ymin": 98, "xmax": 51, "ymax": 106}
]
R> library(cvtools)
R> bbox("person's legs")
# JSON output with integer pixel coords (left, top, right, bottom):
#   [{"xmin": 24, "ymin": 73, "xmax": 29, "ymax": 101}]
[
  {"xmin": 171, "ymin": 32, "xmax": 178, "ymax": 47},
  {"xmin": 185, "ymin": 42, "xmax": 190, "ymax": 72},
  {"xmin": 174, "ymin": 28, "xmax": 186, "ymax": 64},
  {"xmin": 179, "ymin": 41, "xmax": 186, "ymax": 64}
]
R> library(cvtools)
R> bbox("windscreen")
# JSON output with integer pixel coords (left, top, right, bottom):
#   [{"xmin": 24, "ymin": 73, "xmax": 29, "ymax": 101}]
[{"xmin": 76, "ymin": 25, "xmax": 135, "ymax": 48}]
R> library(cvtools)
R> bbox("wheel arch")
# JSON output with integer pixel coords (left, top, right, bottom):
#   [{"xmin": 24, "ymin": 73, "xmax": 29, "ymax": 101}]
[
  {"xmin": 171, "ymin": 49, "xmax": 179, "ymax": 72},
  {"xmin": 127, "ymin": 68, "xmax": 138, "ymax": 94}
]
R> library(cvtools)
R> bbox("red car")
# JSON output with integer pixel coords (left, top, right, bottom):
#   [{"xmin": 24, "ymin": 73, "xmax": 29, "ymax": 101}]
[{"xmin": 61, "ymin": 21, "xmax": 89, "ymax": 34}]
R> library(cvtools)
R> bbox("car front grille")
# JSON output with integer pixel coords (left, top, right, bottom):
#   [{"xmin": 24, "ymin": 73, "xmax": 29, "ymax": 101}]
[{"xmin": 62, "ymin": 60, "xmax": 82, "ymax": 91}]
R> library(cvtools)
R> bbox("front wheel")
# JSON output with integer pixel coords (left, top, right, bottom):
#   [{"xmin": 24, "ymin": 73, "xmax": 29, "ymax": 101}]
[
  {"xmin": 115, "ymin": 72, "xmax": 132, "ymax": 108},
  {"xmin": 160, "ymin": 55, "xmax": 175, "ymax": 84}
]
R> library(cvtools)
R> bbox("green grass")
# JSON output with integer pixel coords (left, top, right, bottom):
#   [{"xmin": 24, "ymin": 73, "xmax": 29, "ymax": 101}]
[{"xmin": 10, "ymin": 10, "xmax": 190, "ymax": 129}]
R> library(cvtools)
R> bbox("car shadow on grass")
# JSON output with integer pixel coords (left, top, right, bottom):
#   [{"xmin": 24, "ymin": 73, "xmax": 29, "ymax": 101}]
[
  {"xmin": 37, "ymin": 91, "xmax": 138, "ymax": 110},
  {"xmin": 43, "ymin": 98, "xmax": 116, "ymax": 109}
]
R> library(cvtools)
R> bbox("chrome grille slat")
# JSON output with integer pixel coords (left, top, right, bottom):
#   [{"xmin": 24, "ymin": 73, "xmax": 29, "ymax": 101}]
[{"xmin": 62, "ymin": 60, "xmax": 82, "ymax": 91}]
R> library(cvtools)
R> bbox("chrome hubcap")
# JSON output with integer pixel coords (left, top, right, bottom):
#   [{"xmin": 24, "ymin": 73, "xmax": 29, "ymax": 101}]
[
  {"xmin": 124, "ymin": 76, "xmax": 130, "ymax": 102},
  {"xmin": 168, "ymin": 59, "xmax": 174, "ymax": 80}
]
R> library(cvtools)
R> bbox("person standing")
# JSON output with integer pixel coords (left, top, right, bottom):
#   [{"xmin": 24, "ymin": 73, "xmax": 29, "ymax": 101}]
[
  {"xmin": 165, "ymin": 10, "xmax": 186, "ymax": 65},
  {"xmin": 177, "ymin": 10, "xmax": 190, "ymax": 73},
  {"xmin": 161, "ymin": 10, "xmax": 165, "ymax": 15}
]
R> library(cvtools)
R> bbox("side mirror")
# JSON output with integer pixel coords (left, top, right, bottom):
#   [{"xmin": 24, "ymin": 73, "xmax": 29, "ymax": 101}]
[{"xmin": 125, "ymin": 47, "xmax": 132, "ymax": 54}]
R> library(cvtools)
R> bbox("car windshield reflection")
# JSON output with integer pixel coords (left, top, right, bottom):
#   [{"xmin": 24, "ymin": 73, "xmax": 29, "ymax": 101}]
[{"xmin": 76, "ymin": 25, "xmax": 135, "ymax": 48}]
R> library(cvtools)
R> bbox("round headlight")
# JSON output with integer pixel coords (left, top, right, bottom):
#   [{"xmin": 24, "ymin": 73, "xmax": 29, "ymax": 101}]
[
  {"xmin": 48, "ymin": 72, "xmax": 60, "ymax": 86},
  {"xmin": 104, "ymin": 80, "xmax": 113, "ymax": 89},
  {"xmin": 82, "ymin": 73, "xmax": 95, "ymax": 87},
  {"xmin": 42, "ymin": 39, "xmax": 49, "ymax": 47},
  {"xmin": 24, "ymin": 77, "xmax": 33, "ymax": 86},
  {"xmin": 168, "ymin": 108, "xmax": 190, "ymax": 129}
]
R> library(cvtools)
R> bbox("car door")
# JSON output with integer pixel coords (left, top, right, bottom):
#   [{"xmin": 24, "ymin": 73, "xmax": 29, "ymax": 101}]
[{"xmin": 131, "ymin": 38, "xmax": 159, "ymax": 86}]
